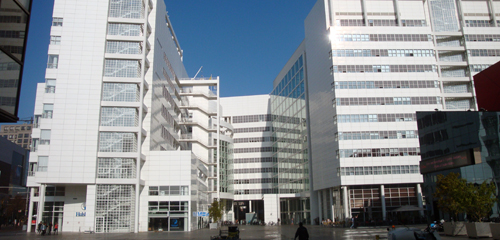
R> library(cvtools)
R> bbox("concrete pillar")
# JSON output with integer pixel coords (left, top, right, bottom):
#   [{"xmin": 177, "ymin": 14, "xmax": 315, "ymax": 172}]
[
  {"xmin": 249, "ymin": 200, "xmax": 252, "ymax": 213},
  {"xmin": 342, "ymin": 186, "xmax": 349, "ymax": 220},
  {"xmin": 381, "ymin": 185, "xmax": 387, "ymax": 221},
  {"xmin": 329, "ymin": 188, "xmax": 334, "ymax": 220},
  {"xmin": 416, "ymin": 183, "xmax": 424, "ymax": 217},
  {"xmin": 27, "ymin": 187, "xmax": 35, "ymax": 232},
  {"xmin": 318, "ymin": 191, "xmax": 322, "ymax": 224},
  {"xmin": 38, "ymin": 184, "xmax": 46, "ymax": 225}
]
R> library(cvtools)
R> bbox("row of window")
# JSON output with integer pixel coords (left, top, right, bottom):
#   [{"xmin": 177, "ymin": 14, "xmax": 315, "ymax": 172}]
[
  {"xmin": 109, "ymin": 0, "xmax": 144, "ymax": 19},
  {"xmin": 233, "ymin": 147, "xmax": 301, "ymax": 154},
  {"xmin": 234, "ymin": 126, "xmax": 270, "ymax": 133},
  {"xmin": 232, "ymin": 114, "xmax": 302, "ymax": 124},
  {"xmin": 233, "ymin": 178, "xmax": 275, "ymax": 184},
  {"xmin": 337, "ymin": 130, "xmax": 418, "ymax": 141},
  {"xmin": 468, "ymin": 49, "xmax": 500, "ymax": 57},
  {"xmin": 336, "ymin": 113, "xmax": 417, "ymax": 123},
  {"xmin": 335, "ymin": 96, "xmax": 440, "ymax": 106},
  {"xmin": 0, "ymin": 79, "xmax": 18, "ymax": 88},
  {"xmin": 332, "ymin": 34, "xmax": 432, "ymax": 42},
  {"xmin": 0, "ymin": 62, "xmax": 21, "ymax": 71},
  {"xmin": 0, "ymin": 15, "xmax": 22, "ymax": 23},
  {"xmin": 148, "ymin": 201, "xmax": 189, "ymax": 212},
  {"xmin": 232, "ymin": 168, "xmax": 304, "ymax": 174},
  {"xmin": 338, "ymin": 148, "xmax": 421, "ymax": 158},
  {"xmin": 148, "ymin": 186, "xmax": 189, "ymax": 196},
  {"xmin": 234, "ymin": 136, "xmax": 274, "ymax": 143},
  {"xmin": 233, "ymin": 157, "xmax": 276, "ymax": 164},
  {"xmin": 465, "ymin": 34, "xmax": 500, "ymax": 42},
  {"xmin": 334, "ymin": 80, "xmax": 438, "ymax": 89},
  {"xmin": 339, "ymin": 165, "xmax": 420, "ymax": 176},
  {"xmin": 332, "ymin": 65, "xmax": 436, "ymax": 73},
  {"xmin": 97, "ymin": 158, "xmax": 136, "ymax": 179},
  {"xmin": 464, "ymin": 20, "xmax": 496, "ymax": 28},
  {"xmin": 2, "ymin": 125, "xmax": 31, "ymax": 132},
  {"xmin": 0, "ymin": 30, "xmax": 25, "ymax": 39},
  {"xmin": 234, "ymin": 189, "xmax": 276, "ymax": 195},
  {"xmin": 0, "ymin": 97, "xmax": 16, "ymax": 106},
  {"xmin": 336, "ymin": 19, "xmax": 426, "ymax": 27},
  {"xmin": 330, "ymin": 49, "xmax": 434, "ymax": 58},
  {"xmin": 471, "ymin": 64, "xmax": 491, "ymax": 72}
]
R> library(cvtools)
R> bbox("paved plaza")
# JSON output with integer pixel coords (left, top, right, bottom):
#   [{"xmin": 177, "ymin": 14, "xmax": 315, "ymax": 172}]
[{"xmin": 0, "ymin": 225, "xmax": 493, "ymax": 240}]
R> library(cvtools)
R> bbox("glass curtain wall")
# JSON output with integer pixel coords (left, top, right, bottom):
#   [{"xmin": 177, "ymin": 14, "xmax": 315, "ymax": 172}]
[{"xmin": 270, "ymin": 55, "xmax": 310, "ymax": 224}]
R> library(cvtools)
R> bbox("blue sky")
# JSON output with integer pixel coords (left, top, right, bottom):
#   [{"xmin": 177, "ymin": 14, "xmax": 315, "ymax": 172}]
[{"xmin": 16, "ymin": 0, "xmax": 317, "ymax": 120}]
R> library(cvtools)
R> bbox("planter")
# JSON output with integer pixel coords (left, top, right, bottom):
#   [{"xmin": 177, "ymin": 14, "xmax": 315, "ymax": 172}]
[
  {"xmin": 209, "ymin": 223, "xmax": 218, "ymax": 229},
  {"xmin": 465, "ymin": 222, "xmax": 492, "ymax": 238},
  {"xmin": 490, "ymin": 223, "xmax": 500, "ymax": 240},
  {"xmin": 444, "ymin": 222, "xmax": 467, "ymax": 236}
]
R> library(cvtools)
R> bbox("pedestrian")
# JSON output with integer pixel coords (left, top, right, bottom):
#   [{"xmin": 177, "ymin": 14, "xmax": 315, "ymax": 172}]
[
  {"xmin": 37, "ymin": 222, "xmax": 42, "ymax": 234},
  {"xmin": 294, "ymin": 222, "xmax": 309, "ymax": 240},
  {"xmin": 48, "ymin": 222, "xmax": 52, "ymax": 235},
  {"xmin": 54, "ymin": 223, "xmax": 58, "ymax": 234},
  {"xmin": 41, "ymin": 222, "xmax": 46, "ymax": 236},
  {"xmin": 350, "ymin": 215, "xmax": 355, "ymax": 228}
]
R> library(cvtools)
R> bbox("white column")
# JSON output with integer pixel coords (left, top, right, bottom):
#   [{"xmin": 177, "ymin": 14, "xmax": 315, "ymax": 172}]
[
  {"xmin": 249, "ymin": 200, "xmax": 252, "ymax": 213},
  {"xmin": 317, "ymin": 191, "xmax": 322, "ymax": 224},
  {"xmin": 381, "ymin": 185, "xmax": 387, "ymax": 221},
  {"xmin": 38, "ymin": 184, "xmax": 46, "ymax": 225},
  {"xmin": 85, "ymin": 185, "xmax": 96, "ymax": 232},
  {"xmin": 27, "ymin": 187, "xmax": 35, "ymax": 232},
  {"xmin": 416, "ymin": 183, "xmax": 424, "ymax": 217},
  {"xmin": 342, "ymin": 186, "xmax": 349, "ymax": 220}
]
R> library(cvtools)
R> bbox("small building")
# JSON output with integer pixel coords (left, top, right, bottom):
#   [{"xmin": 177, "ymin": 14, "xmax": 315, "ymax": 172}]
[
  {"xmin": 416, "ymin": 111, "xmax": 500, "ymax": 220},
  {"xmin": 1, "ymin": 123, "xmax": 33, "ymax": 150}
]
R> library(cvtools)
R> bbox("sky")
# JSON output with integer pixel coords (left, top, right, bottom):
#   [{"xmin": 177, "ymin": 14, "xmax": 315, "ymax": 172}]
[{"xmin": 15, "ymin": 0, "xmax": 318, "ymax": 121}]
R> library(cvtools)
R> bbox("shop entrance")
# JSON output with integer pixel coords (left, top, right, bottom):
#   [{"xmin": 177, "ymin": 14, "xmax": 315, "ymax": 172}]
[{"xmin": 148, "ymin": 217, "xmax": 168, "ymax": 231}]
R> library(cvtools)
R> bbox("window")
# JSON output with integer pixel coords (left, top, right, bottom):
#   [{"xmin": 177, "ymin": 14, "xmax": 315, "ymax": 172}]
[
  {"xmin": 107, "ymin": 23, "xmax": 143, "ymax": 36},
  {"xmin": 104, "ymin": 59, "xmax": 141, "ymax": 78},
  {"xmin": 106, "ymin": 41, "xmax": 142, "ymax": 54},
  {"xmin": 52, "ymin": 17, "xmax": 63, "ymax": 26},
  {"xmin": 109, "ymin": 0, "xmax": 144, "ymax": 19},
  {"xmin": 40, "ymin": 130, "xmax": 51, "ymax": 145},
  {"xmin": 37, "ymin": 156, "xmax": 48, "ymax": 172},
  {"xmin": 50, "ymin": 36, "xmax": 61, "ymax": 45},
  {"xmin": 149, "ymin": 186, "xmax": 158, "ymax": 195},
  {"xmin": 45, "ymin": 79, "xmax": 56, "ymax": 93},
  {"xmin": 102, "ymin": 83, "xmax": 140, "ymax": 102},
  {"xmin": 97, "ymin": 158, "xmax": 136, "ymax": 179},
  {"xmin": 45, "ymin": 186, "xmax": 65, "ymax": 196},
  {"xmin": 42, "ymin": 104, "xmax": 53, "ymax": 118},
  {"xmin": 47, "ymin": 55, "xmax": 59, "ymax": 69},
  {"xmin": 98, "ymin": 132, "xmax": 137, "ymax": 152},
  {"xmin": 100, "ymin": 107, "xmax": 138, "ymax": 127}
]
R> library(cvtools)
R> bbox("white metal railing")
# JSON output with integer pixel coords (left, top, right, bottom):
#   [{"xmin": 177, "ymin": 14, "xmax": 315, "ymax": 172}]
[{"xmin": 28, "ymin": 171, "xmax": 35, "ymax": 177}]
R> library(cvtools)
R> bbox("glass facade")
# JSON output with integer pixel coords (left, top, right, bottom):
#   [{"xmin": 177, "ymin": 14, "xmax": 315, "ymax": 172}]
[
  {"xmin": 417, "ymin": 111, "xmax": 500, "ymax": 220},
  {"xmin": 271, "ymin": 55, "xmax": 310, "ymax": 224},
  {"xmin": 429, "ymin": 0, "xmax": 460, "ymax": 32},
  {"xmin": 0, "ymin": 0, "xmax": 31, "ymax": 122},
  {"xmin": 95, "ymin": 184, "xmax": 135, "ymax": 233}
]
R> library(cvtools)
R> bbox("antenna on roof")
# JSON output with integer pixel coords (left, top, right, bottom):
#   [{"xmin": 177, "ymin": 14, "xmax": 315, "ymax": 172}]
[{"xmin": 193, "ymin": 66, "xmax": 203, "ymax": 79}]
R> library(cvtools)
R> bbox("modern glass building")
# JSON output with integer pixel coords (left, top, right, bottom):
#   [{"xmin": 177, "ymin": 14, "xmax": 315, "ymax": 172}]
[
  {"xmin": 417, "ymin": 111, "xmax": 500, "ymax": 220},
  {"xmin": 0, "ymin": 0, "xmax": 32, "ymax": 122},
  {"xmin": 270, "ymin": 51, "xmax": 311, "ymax": 224}
]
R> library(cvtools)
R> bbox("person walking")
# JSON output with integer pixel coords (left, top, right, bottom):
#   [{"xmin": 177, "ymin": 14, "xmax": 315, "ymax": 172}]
[
  {"xmin": 37, "ymin": 222, "xmax": 42, "ymax": 234},
  {"xmin": 294, "ymin": 222, "xmax": 309, "ymax": 240},
  {"xmin": 41, "ymin": 222, "xmax": 46, "ymax": 236},
  {"xmin": 48, "ymin": 222, "xmax": 52, "ymax": 235},
  {"xmin": 54, "ymin": 223, "xmax": 58, "ymax": 234}
]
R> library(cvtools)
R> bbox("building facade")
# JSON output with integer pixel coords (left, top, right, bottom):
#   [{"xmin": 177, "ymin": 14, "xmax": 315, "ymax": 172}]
[
  {"xmin": 0, "ymin": 0, "xmax": 32, "ymax": 122},
  {"xmin": 1, "ymin": 123, "xmax": 32, "ymax": 150},
  {"xmin": 417, "ymin": 111, "xmax": 500, "ymax": 220},
  {"xmin": 26, "ymin": 0, "xmax": 228, "ymax": 233},
  {"xmin": 275, "ymin": 0, "xmax": 500, "ymax": 224}
]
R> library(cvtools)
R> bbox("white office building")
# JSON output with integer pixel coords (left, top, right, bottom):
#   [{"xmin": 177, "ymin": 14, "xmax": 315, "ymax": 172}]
[
  {"xmin": 280, "ymin": 0, "xmax": 500, "ymax": 223},
  {"xmin": 26, "ymin": 0, "xmax": 228, "ymax": 233}
]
